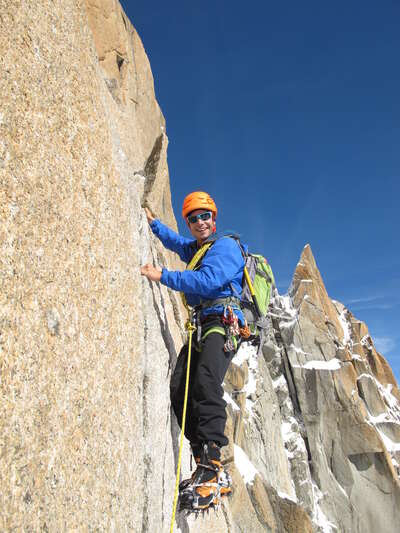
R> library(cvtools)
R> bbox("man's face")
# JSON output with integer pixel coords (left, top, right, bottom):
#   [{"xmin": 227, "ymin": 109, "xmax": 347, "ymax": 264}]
[{"xmin": 186, "ymin": 209, "xmax": 215, "ymax": 243}]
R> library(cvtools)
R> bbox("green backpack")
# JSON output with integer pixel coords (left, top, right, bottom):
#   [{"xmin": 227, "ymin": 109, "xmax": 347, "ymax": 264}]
[
  {"xmin": 242, "ymin": 253, "xmax": 275, "ymax": 331},
  {"xmin": 234, "ymin": 240, "xmax": 275, "ymax": 333}
]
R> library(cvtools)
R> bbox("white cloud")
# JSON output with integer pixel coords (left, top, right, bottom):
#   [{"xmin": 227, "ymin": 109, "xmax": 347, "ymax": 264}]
[
  {"xmin": 374, "ymin": 337, "xmax": 396, "ymax": 354},
  {"xmin": 345, "ymin": 296, "xmax": 382, "ymax": 305},
  {"xmin": 345, "ymin": 296, "xmax": 398, "ymax": 311}
]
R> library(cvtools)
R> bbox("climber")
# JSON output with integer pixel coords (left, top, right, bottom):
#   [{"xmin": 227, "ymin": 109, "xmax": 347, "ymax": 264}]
[{"xmin": 140, "ymin": 191, "xmax": 246, "ymax": 511}]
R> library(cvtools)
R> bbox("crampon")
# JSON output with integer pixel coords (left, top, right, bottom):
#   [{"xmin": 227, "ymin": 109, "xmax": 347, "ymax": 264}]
[{"xmin": 179, "ymin": 465, "xmax": 232, "ymax": 515}]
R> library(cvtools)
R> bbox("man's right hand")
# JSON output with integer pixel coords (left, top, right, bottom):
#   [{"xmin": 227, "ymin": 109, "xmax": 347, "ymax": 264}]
[
  {"xmin": 144, "ymin": 207, "xmax": 155, "ymax": 224},
  {"xmin": 140, "ymin": 263, "xmax": 162, "ymax": 282}
]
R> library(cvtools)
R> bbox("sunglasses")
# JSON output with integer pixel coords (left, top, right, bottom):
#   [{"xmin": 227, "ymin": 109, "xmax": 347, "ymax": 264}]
[{"xmin": 187, "ymin": 211, "xmax": 212, "ymax": 224}]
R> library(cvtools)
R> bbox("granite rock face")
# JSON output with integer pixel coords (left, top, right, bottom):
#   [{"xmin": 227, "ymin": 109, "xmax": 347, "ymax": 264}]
[
  {"xmin": 1, "ymin": 1, "xmax": 183, "ymax": 530},
  {"xmin": 268, "ymin": 246, "xmax": 400, "ymax": 532},
  {"xmin": 1, "ymin": 1, "xmax": 400, "ymax": 532}
]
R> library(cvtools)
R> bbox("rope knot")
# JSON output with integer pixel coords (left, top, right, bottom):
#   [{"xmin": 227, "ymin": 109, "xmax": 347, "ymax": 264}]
[{"xmin": 185, "ymin": 320, "xmax": 196, "ymax": 332}]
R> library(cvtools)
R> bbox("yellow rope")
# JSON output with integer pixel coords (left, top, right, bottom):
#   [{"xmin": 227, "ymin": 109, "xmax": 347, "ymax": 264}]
[{"xmin": 170, "ymin": 320, "xmax": 196, "ymax": 532}]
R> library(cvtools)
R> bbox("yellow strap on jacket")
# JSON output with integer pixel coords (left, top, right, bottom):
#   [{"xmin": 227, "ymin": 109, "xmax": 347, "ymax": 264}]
[{"xmin": 180, "ymin": 242, "xmax": 213, "ymax": 314}]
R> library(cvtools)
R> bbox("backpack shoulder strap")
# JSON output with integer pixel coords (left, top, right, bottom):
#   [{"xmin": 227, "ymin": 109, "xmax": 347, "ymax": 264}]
[{"xmin": 186, "ymin": 241, "xmax": 214, "ymax": 271}]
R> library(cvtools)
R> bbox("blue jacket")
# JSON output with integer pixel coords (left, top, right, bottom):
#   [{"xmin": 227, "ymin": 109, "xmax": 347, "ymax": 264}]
[{"xmin": 150, "ymin": 219, "xmax": 245, "ymax": 322}]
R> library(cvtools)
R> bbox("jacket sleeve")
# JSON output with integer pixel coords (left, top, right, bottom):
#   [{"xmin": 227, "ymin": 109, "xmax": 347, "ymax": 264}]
[
  {"xmin": 150, "ymin": 219, "xmax": 194, "ymax": 263},
  {"xmin": 160, "ymin": 237, "xmax": 243, "ymax": 297}
]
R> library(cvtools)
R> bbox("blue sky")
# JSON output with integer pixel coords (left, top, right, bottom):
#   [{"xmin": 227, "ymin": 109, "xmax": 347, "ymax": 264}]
[{"xmin": 120, "ymin": 1, "xmax": 400, "ymax": 380}]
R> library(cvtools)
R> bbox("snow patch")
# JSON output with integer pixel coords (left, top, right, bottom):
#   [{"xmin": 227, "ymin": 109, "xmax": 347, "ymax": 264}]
[
  {"xmin": 223, "ymin": 391, "xmax": 240, "ymax": 411},
  {"xmin": 281, "ymin": 417, "xmax": 308, "ymax": 459},
  {"xmin": 361, "ymin": 374, "xmax": 400, "ymax": 472},
  {"xmin": 234, "ymin": 444, "xmax": 258, "ymax": 485},
  {"xmin": 376, "ymin": 429, "xmax": 400, "ymax": 452},
  {"xmin": 272, "ymin": 375, "xmax": 287, "ymax": 389},
  {"xmin": 277, "ymin": 490, "xmax": 297, "ymax": 503},
  {"xmin": 280, "ymin": 295, "xmax": 297, "ymax": 317},
  {"xmin": 312, "ymin": 482, "xmax": 338, "ymax": 532},
  {"xmin": 231, "ymin": 343, "xmax": 259, "ymax": 417},
  {"xmin": 293, "ymin": 358, "xmax": 341, "ymax": 371},
  {"xmin": 337, "ymin": 308, "xmax": 351, "ymax": 345},
  {"xmin": 290, "ymin": 345, "xmax": 313, "ymax": 357}
]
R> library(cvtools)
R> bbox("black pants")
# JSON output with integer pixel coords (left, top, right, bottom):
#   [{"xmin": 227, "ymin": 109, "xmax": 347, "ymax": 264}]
[{"xmin": 170, "ymin": 317, "xmax": 238, "ymax": 447}]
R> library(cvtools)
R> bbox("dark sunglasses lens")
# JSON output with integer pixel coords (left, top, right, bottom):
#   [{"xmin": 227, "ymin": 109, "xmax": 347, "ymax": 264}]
[{"xmin": 188, "ymin": 211, "xmax": 212, "ymax": 224}]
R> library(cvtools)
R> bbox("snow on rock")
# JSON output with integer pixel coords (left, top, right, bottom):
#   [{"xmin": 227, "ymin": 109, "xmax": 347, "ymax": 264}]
[
  {"xmin": 292, "ymin": 358, "xmax": 342, "ymax": 371},
  {"xmin": 359, "ymin": 373, "xmax": 400, "ymax": 471},
  {"xmin": 223, "ymin": 391, "xmax": 240, "ymax": 411},
  {"xmin": 312, "ymin": 482, "xmax": 338, "ymax": 533},
  {"xmin": 232, "ymin": 342, "xmax": 259, "ymax": 416},
  {"xmin": 234, "ymin": 444, "xmax": 259, "ymax": 485},
  {"xmin": 337, "ymin": 308, "xmax": 351, "ymax": 345},
  {"xmin": 277, "ymin": 490, "xmax": 298, "ymax": 503}
]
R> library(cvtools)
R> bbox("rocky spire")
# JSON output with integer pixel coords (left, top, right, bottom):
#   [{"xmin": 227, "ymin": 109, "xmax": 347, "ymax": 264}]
[{"xmin": 223, "ymin": 244, "xmax": 400, "ymax": 532}]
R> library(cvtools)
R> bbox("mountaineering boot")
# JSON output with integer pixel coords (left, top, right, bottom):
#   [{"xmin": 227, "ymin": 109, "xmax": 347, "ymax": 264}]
[
  {"xmin": 179, "ymin": 441, "xmax": 232, "ymax": 511},
  {"xmin": 179, "ymin": 443, "xmax": 201, "ymax": 492}
]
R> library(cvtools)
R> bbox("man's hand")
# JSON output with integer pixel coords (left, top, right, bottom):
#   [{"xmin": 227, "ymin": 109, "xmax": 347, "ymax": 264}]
[
  {"xmin": 144, "ymin": 207, "xmax": 155, "ymax": 224},
  {"xmin": 141, "ymin": 263, "xmax": 162, "ymax": 282}
]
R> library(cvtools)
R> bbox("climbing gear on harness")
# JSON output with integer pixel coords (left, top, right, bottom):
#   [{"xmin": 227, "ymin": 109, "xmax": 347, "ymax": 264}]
[
  {"xmin": 170, "ymin": 315, "xmax": 196, "ymax": 533},
  {"xmin": 222, "ymin": 306, "xmax": 240, "ymax": 352},
  {"xmin": 179, "ymin": 441, "xmax": 232, "ymax": 513},
  {"xmin": 239, "ymin": 323, "xmax": 252, "ymax": 339},
  {"xmin": 194, "ymin": 296, "xmax": 242, "ymax": 346},
  {"xmin": 191, "ymin": 320, "xmax": 240, "ymax": 354},
  {"xmin": 182, "ymin": 191, "xmax": 218, "ymax": 219}
]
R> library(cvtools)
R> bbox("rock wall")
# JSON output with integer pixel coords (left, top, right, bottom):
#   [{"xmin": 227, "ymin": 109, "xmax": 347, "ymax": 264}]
[
  {"xmin": 1, "ymin": 1, "xmax": 400, "ymax": 532},
  {"xmin": 1, "ymin": 0, "xmax": 184, "ymax": 530}
]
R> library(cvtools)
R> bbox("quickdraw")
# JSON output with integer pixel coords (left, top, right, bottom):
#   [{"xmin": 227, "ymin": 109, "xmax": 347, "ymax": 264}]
[
  {"xmin": 239, "ymin": 323, "xmax": 251, "ymax": 339},
  {"xmin": 222, "ymin": 306, "xmax": 240, "ymax": 352}
]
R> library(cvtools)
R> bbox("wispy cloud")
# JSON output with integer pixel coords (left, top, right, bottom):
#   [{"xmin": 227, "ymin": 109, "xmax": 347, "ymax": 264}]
[
  {"xmin": 345, "ymin": 296, "xmax": 382, "ymax": 305},
  {"xmin": 344, "ymin": 295, "xmax": 399, "ymax": 312},
  {"xmin": 374, "ymin": 337, "xmax": 396, "ymax": 354},
  {"xmin": 351, "ymin": 302, "xmax": 398, "ymax": 311}
]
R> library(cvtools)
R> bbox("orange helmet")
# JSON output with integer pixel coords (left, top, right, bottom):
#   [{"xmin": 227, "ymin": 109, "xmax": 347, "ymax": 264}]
[{"xmin": 182, "ymin": 191, "xmax": 218, "ymax": 219}]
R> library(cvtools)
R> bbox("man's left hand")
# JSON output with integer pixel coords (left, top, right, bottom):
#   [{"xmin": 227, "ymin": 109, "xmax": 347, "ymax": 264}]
[{"xmin": 141, "ymin": 264, "xmax": 162, "ymax": 282}]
